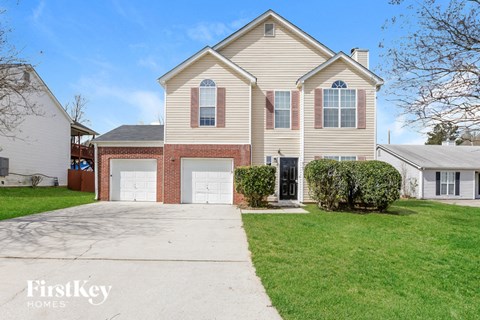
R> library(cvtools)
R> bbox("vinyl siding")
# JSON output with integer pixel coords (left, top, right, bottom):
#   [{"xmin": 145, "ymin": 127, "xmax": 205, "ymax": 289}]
[
  {"xmin": 165, "ymin": 53, "xmax": 250, "ymax": 144},
  {"xmin": 219, "ymin": 17, "xmax": 331, "ymax": 165},
  {"xmin": 377, "ymin": 148, "xmax": 421, "ymax": 198},
  {"xmin": 423, "ymin": 170, "xmax": 475, "ymax": 200},
  {"xmin": 0, "ymin": 73, "xmax": 71, "ymax": 187},
  {"xmin": 302, "ymin": 59, "xmax": 377, "ymax": 201}
]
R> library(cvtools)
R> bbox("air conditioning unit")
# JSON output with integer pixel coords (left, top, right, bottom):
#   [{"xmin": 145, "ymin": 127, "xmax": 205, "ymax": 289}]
[{"xmin": 0, "ymin": 157, "xmax": 9, "ymax": 176}]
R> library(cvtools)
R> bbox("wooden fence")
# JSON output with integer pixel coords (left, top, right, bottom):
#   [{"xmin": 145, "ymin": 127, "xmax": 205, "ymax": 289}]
[{"xmin": 68, "ymin": 169, "xmax": 95, "ymax": 193}]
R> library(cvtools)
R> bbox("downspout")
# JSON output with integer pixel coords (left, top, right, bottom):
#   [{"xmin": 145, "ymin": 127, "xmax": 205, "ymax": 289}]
[
  {"xmin": 163, "ymin": 83, "xmax": 168, "ymax": 203},
  {"xmin": 374, "ymin": 87, "xmax": 378, "ymax": 159},
  {"xmin": 249, "ymin": 83, "xmax": 252, "ymax": 164},
  {"xmin": 94, "ymin": 143, "xmax": 98, "ymax": 200},
  {"xmin": 299, "ymin": 82, "xmax": 305, "ymax": 203},
  {"xmin": 418, "ymin": 169, "xmax": 424, "ymax": 199}
]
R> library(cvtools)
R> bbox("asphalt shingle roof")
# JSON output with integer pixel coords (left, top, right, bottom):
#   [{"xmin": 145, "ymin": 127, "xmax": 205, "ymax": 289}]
[
  {"xmin": 93, "ymin": 125, "xmax": 164, "ymax": 142},
  {"xmin": 378, "ymin": 144, "xmax": 480, "ymax": 170}
]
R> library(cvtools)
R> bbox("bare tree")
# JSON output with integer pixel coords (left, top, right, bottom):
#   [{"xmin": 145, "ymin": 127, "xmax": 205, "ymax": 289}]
[
  {"xmin": 0, "ymin": 6, "xmax": 43, "ymax": 139},
  {"xmin": 64, "ymin": 94, "xmax": 90, "ymax": 125},
  {"xmin": 380, "ymin": 0, "xmax": 480, "ymax": 131}
]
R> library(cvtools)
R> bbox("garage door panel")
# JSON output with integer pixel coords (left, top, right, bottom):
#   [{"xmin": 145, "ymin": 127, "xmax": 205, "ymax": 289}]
[
  {"xmin": 120, "ymin": 191, "xmax": 135, "ymax": 201},
  {"xmin": 182, "ymin": 159, "xmax": 233, "ymax": 204},
  {"xmin": 111, "ymin": 159, "xmax": 157, "ymax": 202}
]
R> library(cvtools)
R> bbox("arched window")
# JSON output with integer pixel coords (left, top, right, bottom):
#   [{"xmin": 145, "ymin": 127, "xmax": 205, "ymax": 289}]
[
  {"xmin": 199, "ymin": 79, "xmax": 216, "ymax": 126},
  {"xmin": 324, "ymin": 80, "xmax": 356, "ymax": 128},
  {"xmin": 331, "ymin": 80, "xmax": 347, "ymax": 88}
]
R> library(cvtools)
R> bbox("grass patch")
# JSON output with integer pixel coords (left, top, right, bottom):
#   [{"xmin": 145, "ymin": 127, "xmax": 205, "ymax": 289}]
[
  {"xmin": 0, "ymin": 187, "xmax": 95, "ymax": 221},
  {"xmin": 242, "ymin": 200, "xmax": 480, "ymax": 320}
]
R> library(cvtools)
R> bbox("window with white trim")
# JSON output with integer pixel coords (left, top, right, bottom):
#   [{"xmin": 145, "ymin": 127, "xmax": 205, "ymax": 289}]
[
  {"xmin": 440, "ymin": 171, "xmax": 455, "ymax": 195},
  {"xmin": 324, "ymin": 81, "xmax": 356, "ymax": 128},
  {"xmin": 274, "ymin": 91, "xmax": 291, "ymax": 128},
  {"xmin": 323, "ymin": 156, "xmax": 357, "ymax": 161},
  {"xmin": 199, "ymin": 79, "xmax": 216, "ymax": 126},
  {"xmin": 265, "ymin": 156, "xmax": 272, "ymax": 165}
]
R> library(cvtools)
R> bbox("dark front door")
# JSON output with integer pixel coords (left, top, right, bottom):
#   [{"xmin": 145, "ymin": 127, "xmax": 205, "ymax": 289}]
[{"xmin": 279, "ymin": 157, "xmax": 298, "ymax": 200}]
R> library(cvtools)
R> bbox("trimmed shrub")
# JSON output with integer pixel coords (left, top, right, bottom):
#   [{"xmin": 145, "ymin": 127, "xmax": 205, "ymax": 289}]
[
  {"xmin": 304, "ymin": 159, "xmax": 350, "ymax": 211},
  {"xmin": 354, "ymin": 160, "xmax": 402, "ymax": 212},
  {"xmin": 234, "ymin": 165, "xmax": 276, "ymax": 207},
  {"xmin": 304, "ymin": 159, "xmax": 401, "ymax": 212}
]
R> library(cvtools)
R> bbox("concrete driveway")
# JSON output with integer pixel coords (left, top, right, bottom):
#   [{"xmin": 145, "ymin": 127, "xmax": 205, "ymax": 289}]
[{"xmin": 0, "ymin": 203, "xmax": 281, "ymax": 320}]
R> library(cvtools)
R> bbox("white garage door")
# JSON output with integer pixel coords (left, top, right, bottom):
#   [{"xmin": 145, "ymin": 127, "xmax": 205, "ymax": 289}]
[
  {"xmin": 181, "ymin": 158, "xmax": 233, "ymax": 204},
  {"xmin": 110, "ymin": 159, "xmax": 157, "ymax": 202}
]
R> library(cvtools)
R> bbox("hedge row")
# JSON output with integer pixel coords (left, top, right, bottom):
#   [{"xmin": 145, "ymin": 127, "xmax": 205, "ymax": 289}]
[
  {"xmin": 234, "ymin": 165, "xmax": 276, "ymax": 207},
  {"xmin": 304, "ymin": 160, "xmax": 401, "ymax": 212}
]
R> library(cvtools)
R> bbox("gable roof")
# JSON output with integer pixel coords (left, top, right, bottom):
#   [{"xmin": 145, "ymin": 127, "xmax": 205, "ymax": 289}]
[
  {"xmin": 213, "ymin": 9, "xmax": 335, "ymax": 58},
  {"xmin": 377, "ymin": 144, "xmax": 480, "ymax": 170},
  {"xmin": 157, "ymin": 47, "xmax": 256, "ymax": 86},
  {"xmin": 92, "ymin": 125, "xmax": 164, "ymax": 142},
  {"xmin": 297, "ymin": 51, "xmax": 384, "ymax": 88},
  {"xmin": 71, "ymin": 121, "xmax": 98, "ymax": 136}
]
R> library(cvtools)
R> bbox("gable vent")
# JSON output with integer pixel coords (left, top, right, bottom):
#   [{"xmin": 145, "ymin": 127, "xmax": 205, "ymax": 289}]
[{"xmin": 264, "ymin": 23, "xmax": 275, "ymax": 37}]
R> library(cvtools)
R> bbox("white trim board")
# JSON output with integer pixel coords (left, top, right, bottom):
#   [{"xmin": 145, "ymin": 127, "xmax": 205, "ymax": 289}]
[
  {"xmin": 93, "ymin": 141, "xmax": 164, "ymax": 147},
  {"xmin": 157, "ymin": 47, "xmax": 256, "ymax": 86},
  {"xmin": 297, "ymin": 52, "xmax": 384, "ymax": 88}
]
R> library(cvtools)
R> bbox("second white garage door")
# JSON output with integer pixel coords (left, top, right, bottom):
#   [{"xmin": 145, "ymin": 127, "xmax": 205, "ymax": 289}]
[
  {"xmin": 181, "ymin": 158, "xmax": 233, "ymax": 204},
  {"xmin": 110, "ymin": 159, "xmax": 157, "ymax": 202}
]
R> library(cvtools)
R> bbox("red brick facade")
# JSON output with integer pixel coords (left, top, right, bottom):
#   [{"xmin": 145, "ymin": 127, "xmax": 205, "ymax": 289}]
[
  {"xmin": 163, "ymin": 144, "xmax": 251, "ymax": 204},
  {"xmin": 97, "ymin": 147, "xmax": 164, "ymax": 201}
]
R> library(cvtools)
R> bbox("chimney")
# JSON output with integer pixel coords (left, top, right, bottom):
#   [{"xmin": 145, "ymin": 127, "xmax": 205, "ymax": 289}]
[{"xmin": 351, "ymin": 48, "xmax": 369, "ymax": 69}]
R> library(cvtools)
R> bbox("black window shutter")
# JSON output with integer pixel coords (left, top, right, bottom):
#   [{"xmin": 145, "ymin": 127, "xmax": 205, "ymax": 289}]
[
  {"xmin": 436, "ymin": 172, "xmax": 441, "ymax": 196},
  {"xmin": 455, "ymin": 172, "xmax": 460, "ymax": 196}
]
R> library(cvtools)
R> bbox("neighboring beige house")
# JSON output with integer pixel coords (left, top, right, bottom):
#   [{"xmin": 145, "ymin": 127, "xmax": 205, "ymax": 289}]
[
  {"xmin": 0, "ymin": 65, "xmax": 72, "ymax": 187},
  {"xmin": 93, "ymin": 9, "xmax": 383, "ymax": 204}
]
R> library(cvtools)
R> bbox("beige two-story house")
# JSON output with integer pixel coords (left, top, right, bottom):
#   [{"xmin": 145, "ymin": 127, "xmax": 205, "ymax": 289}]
[{"xmin": 93, "ymin": 10, "xmax": 383, "ymax": 204}]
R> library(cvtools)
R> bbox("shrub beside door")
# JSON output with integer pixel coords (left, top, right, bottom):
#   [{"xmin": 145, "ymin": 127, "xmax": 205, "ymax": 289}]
[
  {"xmin": 304, "ymin": 160, "xmax": 401, "ymax": 212},
  {"xmin": 234, "ymin": 165, "xmax": 276, "ymax": 207}
]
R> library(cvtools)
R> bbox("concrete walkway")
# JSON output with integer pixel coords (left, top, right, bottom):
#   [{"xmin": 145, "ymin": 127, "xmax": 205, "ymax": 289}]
[
  {"xmin": 434, "ymin": 199, "xmax": 480, "ymax": 208},
  {"xmin": 0, "ymin": 203, "xmax": 281, "ymax": 320},
  {"xmin": 241, "ymin": 207, "xmax": 308, "ymax": 214}
]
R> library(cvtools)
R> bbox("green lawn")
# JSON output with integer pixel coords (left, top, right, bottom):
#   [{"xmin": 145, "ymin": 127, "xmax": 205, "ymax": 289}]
[
  {"xmin": 242, "ymin": 200, "xmax": 480, "ymax": 320},
  {"xmin": 0, "ymin": 187, "xmax": 95, "ymax": 221}
]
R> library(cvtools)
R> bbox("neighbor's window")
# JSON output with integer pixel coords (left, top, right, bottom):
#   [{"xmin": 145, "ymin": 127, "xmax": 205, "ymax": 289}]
[
  {"xmin": 323, "ymin": 156, "xmax": 357, "ymax": 161},
  {"xmin": 440, "ymin": 171, "xmax": 455, "ymax": 195},
  {"xmin": 324, "ymin": 80, "xmax": 356, "ymax": 128},
  {"xmin": 199, "ymin": 79, "xmax": 216, "ymax": 126},
  {"xmin": 264, "ymin": 23, "xmax": 275, "ymax": 36},
  {"xmin": 274, "ymin": 91, "xmax": 291, "ymax": 128}
]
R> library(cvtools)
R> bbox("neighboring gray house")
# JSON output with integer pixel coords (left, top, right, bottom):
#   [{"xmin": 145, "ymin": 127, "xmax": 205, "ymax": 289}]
[{"xmin": 377, "ymin": 144, "xmax": 480, "ymax": 200}]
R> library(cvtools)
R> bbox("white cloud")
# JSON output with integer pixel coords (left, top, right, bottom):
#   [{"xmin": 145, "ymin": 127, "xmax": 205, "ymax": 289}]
[
  {"xmin": 230, "ymin": 18, "xmax": 249, "ymax": 29},
  {"xmin": 111, "ymin": 0, "xmax": 147, "ymax": 29},
  {"xmin": 403, "ymin": 137, "xmax": 426, "ymax": 145},
  {"xmin": 126, "ymin": 90, "xmax": 163, "ymax": 122},
  {"xmin": 391, "ymin": 115, "xmax": 406, "ymax": 137},
  {"xmin": 137, "ymin": 56, "xmax": 161, "ymax": 72},
  {"xmin": 73, "ymin": 72, "xmax": 163, "ymax": 125},
  {"xmin": 186, "ymin": 16, "xmax": 251, "ymax": 43},
  {"xmin": 187, "ymin": 22, "xmax": 231, "ymax": 42},
  {"xmin": 32, "ymin": 0, "xmax": 45, "ymax": 22}
]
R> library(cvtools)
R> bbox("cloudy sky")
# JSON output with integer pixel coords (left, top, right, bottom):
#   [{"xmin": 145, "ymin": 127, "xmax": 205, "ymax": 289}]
[{"xmin": 4, "ymin": 0, "xmax": 430, "ymax": 144}]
